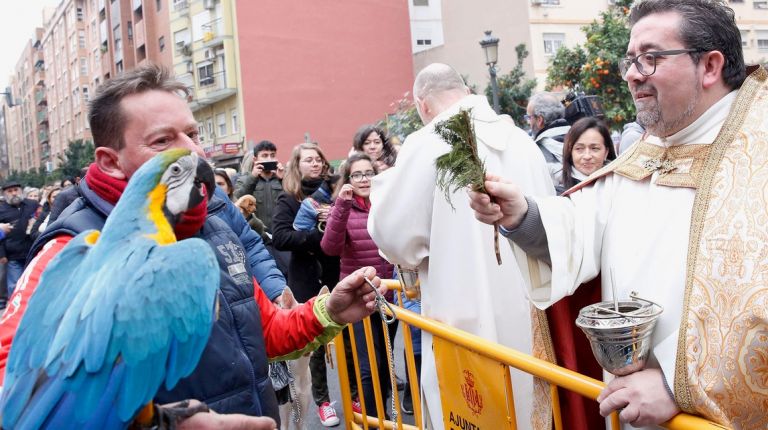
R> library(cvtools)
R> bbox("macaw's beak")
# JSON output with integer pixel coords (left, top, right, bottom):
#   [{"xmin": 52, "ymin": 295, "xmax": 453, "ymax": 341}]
[{"xmin": 193, "ymin": 156, "xmax": 216, "ymax": 206}]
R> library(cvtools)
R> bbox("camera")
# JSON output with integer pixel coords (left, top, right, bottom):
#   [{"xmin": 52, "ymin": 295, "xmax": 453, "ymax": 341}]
[
  {"xmin": 258, "ymin": 161, "xmax": 278, "ymax": 172},
  {"xmin": 563, "ymin": 87, "xmax": 604, "ymax": 124}
]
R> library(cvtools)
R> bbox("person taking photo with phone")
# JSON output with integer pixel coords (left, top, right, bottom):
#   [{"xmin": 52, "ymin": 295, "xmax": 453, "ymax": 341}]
[{"xmin": 235, "ymin": 140, "xmax": 285, "ymax": 233}]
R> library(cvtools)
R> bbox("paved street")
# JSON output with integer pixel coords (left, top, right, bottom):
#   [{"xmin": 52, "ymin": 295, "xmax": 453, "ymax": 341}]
[{"xmin": 304, "ymin": 324, "xmax": 417, "ymax": 429}]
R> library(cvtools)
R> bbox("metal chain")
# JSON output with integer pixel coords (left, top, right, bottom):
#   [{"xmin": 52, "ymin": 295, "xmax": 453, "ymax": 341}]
[
  {"xmin": 287, "ymin": 361, "xmax": 301, "ymax": 424},
  {"xmin": 365, "ymin": 277, "xmax": 399, "ymax": 422}
]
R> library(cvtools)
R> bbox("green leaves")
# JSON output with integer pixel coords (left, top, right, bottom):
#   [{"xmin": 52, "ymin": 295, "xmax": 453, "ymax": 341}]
[
  {"xmin": 434, "ymin": 109, "xmax": 486, "ymax": 209},
  {"xmin": 434, "ymin": 108, "xmax": 502, "ymax": 265},
  {"xmin": 545, "ymin": 0, "xmax": 635, "ymax": 129},
  {"xmin": 484, "ymin": 44, "xmax": 537, "ymax": 126}
]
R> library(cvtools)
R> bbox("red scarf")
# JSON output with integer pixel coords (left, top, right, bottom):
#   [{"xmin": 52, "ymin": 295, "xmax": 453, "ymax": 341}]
[
  {"xmin": 353, "ymin": 194, "xmax": 370, "ymax": 211},
  {"xmin": 85, "ymin": 163, "xmax": 208, "ymax": 240}
]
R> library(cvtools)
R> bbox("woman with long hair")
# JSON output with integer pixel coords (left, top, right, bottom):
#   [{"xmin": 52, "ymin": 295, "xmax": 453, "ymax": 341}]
[
  {"xmin": 320, "ymin": 152, "xmax": 397, "ymax": 417},
  {"xmin": 352, "ymin": 125, "xmax": 397, "ymax": 171},
  {"xmin": 271, "ymin": 142, "xmax": 351, "ymax": 426},
  {"xmin": 559, "ymin": 117, "xmax": 617, "ymax": 194}
]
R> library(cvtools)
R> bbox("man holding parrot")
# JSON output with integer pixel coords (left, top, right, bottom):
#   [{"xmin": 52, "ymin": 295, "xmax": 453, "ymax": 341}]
[{"xmin": 0, "ymin": 65, "xmax": 385, "ymax": 429}]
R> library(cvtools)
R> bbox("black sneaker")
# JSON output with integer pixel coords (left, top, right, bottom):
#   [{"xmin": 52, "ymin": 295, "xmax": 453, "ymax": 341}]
[{"xmin": 401, "ymin": 389, "xmax": 413, "ymax": 415}]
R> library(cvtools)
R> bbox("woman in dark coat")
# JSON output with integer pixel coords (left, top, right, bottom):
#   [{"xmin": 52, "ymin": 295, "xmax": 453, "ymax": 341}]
[{"xmin": 271, "ymin": 142, "xmax": 348, "ymax": 425}]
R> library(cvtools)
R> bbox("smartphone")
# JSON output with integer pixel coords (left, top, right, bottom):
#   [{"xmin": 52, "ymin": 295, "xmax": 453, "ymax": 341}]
[{"xmin": 259, "ymin": 161, "xmax": 278, "ymax": 172}]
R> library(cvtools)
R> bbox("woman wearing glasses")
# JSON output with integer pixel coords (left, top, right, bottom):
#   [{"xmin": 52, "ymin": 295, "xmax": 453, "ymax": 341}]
[{"xmin": 320, "ymin": 152, "xmax": 397, "ymax": 418}]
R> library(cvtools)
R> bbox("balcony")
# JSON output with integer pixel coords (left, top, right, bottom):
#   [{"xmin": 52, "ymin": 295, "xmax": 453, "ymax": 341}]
[
  {"xmin": 173, "ymin": 0, "xmax": 188, "ymax": 12},
  {"xmin": 36, "ymin": 110, "xmax": 48, "ymax": 125},
  {"xmin": 201, "ymin": 18, "xmax": 225, "ymax": 48},
  {"xmin": 35, "ymin": 69, "xmax": 45, "ymax": 86},
  {"xmin": 38, "ymin": 129, "xmax": 49, "ymax": 144},
  {"xmin": 35, "ymin": 89, "xmax": 47, "ymax": 105},
  {"xmin": 188, "ymin": 70, "xmax": 236, "ymax": 112},
  {"xmin": 134, "ymin": 19, "xmax": 145, "ymax": 48},
  {"xmin": 40, "ymin": 143, "xmax": 50, "ymax": 160}
]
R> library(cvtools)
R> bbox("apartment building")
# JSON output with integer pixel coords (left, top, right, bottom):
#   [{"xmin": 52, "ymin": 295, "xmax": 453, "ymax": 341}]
[
  {"xmin": 411, "ymin": 0, "xmax": 768, "ymax": 91},
  {"xmin": 2, "ymin": 0, "xmax": 174, "ymax": 174},
  {"xmin": 235, "ymin": 0, "xmax": 414, "ymax": 160},
  {"xmin": 6, "ymin": 28, "xmax": 47, "ymax": 173},
  {"xmin": 409, "ymin": 0, "xmax": 535, "ymax": 91},
  {"xmin": 0, "ymin": 101, "xmax": 9, "ymax": 177},
  {"xmin": 40, "ymin": 0, "xmax": 94, "ymax": 173},
  {"xmin": 170, "ymin": 0, "xmax": 243, "ymax": 167}
]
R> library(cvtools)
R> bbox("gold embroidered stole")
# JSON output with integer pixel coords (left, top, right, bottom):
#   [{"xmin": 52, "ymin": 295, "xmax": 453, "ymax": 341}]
[
  {"xmin": 674, "ymin": 66, "xmax": 768, "ymax": 428},
  {"xmin": 563, "ymin": 138, "xmax": 711, "ymax": 195},
  {"xmin": 530, "ymin": 306, "xmax": 555, "ymax": 430}
]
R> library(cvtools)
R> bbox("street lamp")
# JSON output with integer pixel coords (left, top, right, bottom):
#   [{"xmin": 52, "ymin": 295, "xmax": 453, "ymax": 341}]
[{"xmin": 479, "ymin": 30, "xmax": 500, "ymax": 114}]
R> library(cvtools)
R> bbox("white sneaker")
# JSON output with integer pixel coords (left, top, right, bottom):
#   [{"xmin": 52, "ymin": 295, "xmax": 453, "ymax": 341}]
[{"xmin": 318, "ymin": 401, "xmax": 340, "ymax": 427}]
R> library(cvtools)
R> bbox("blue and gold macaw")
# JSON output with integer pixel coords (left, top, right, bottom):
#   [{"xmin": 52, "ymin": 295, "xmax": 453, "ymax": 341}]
[{"xmin": 0, "ymin": 149, "xmax": 219, "ymax": 430}]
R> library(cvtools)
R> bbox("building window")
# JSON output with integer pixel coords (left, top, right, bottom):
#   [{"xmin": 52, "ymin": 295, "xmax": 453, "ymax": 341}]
[
  {"xmin": 543, "ymin": 33, "xmax": 565, "ymax": 55},
  {"xmin": 217, "ymin": 113, "xmax": 226, "ymax": 136},
  {"xmin": 127, "ymin": 22, "xmax": 133, "ymax": 41},
  {"xmin": 206, "ymin": 118, "xmax": 214, "ymax": 138},
  {"xmin": 79, "ymin": 30, "xmax": 86, "ymax": 48},
  {"xmin": 80, "ymin": 57, "xmax": 88, "ymax": 75},
  {"xmin": 756, "ymin": 0, "xmax": 768, "ymax": 9},
  {"xmin": 231, "ymin": 109, "xmax": 239, "ymax": 134},
  {"xmin": 741, "ymin": 30, "xmax": 750, "ymax": 48},
  {"xmin": 197, "ymin": 62, "xmax": 214, "ymax": 86},
  {"xmin": 416, "ymin": 39, "xmax": 432, "ymax": 46},
  {"xmin": 159, "ymin": 36, "xmax": 165, "ymax": 51},
  {"xmin": 82, "ymin": 86, "xmax": 89, "ymax": 102},
  {"xmin": 758, "ymin": 30, "xmax": 768, "ymax": 51},
  {"xmin": 156, "ymin": 0, "xmax": 162, "ymax": 10},
  {"xmin": 413, "ymin": 0, "xmax": 428, "ymax": 5},
  {"xmin": 198, "ymin": 124, "xmax": 206, "ymax": 142}
]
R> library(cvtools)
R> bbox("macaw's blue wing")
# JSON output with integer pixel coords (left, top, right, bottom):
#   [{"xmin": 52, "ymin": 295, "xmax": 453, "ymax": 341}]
[{"xmin": 1, "ymin": 232, "xmax": 220, "ymax": 430}]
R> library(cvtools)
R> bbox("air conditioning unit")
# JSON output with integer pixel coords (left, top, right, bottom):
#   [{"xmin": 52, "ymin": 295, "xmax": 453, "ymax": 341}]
[
  {"xmin": 203, "ymin": 0, "xmax": 214, "ymax": 10},
  {"xmin": 203, "ymin": 48, "xmax": 214, "ymax": 60}
]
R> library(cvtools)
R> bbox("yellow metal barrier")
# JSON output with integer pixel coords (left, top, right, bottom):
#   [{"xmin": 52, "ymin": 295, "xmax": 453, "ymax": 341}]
[{"xmin": 333, "ymin": 279, "xmax": 728, "ymax": 430}]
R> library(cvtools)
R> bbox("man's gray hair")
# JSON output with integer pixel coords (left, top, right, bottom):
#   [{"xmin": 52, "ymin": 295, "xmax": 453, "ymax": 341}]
[
  {"xmin": 413, "ymin": 63, "xmax": 468, "ymax": 100},
  {"xmin": 528, "ymin": 92, "xmax": 565, "ymax": 125}
]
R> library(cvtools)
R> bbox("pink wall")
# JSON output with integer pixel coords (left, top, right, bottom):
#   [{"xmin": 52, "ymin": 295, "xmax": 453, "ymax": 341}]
[{"xmin": 236, "ymin": 0, "xmax": 413, "ymax": 161}]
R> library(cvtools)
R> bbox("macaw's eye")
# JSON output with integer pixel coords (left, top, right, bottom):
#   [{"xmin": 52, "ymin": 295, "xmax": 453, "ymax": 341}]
[{"xmin": 170, "ymin": 164, "xmax": 182, "ymax": 175}]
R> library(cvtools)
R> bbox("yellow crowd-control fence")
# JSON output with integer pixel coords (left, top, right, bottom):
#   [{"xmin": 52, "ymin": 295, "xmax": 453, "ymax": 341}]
[{"xmin": 332, "ymin": 279, "xmax": 729, "ymax": 430}]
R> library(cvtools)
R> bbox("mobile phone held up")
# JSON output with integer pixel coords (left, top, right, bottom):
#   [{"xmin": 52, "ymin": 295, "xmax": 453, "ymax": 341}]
[{"xmin": 258, "ymin": 161, "xmax": 278, "ymax": 172}]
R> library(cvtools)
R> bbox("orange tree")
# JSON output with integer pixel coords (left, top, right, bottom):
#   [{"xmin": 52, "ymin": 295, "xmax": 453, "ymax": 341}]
[{"xmin": 546, "ymin": 0, "xmax": 634, "ymax": 129}]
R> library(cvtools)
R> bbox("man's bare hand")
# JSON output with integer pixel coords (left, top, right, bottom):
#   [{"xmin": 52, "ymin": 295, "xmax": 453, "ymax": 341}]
[
  {"xmin": 179, "ymin": 410, "xmax": 276, "ymax": 430},
  {"xmin": 467, "ymin": 174, "xmax": 528, "ymax": 229},
  {"xmin": 250, "ymin": 162, "xmax": 265, "ymax": 178},
  {"xmin": 325, "ymin": 266, "xmax": 386, "ymax": 324},
  {"xmin": 597, "ymin": 368, "xmax": 680, "ymax": 427}
]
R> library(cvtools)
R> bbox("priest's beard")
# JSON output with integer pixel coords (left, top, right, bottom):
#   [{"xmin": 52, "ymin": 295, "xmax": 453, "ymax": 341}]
[{"xmin": 635, "ymin": 80, "xmax": 701, "ymax": 138}]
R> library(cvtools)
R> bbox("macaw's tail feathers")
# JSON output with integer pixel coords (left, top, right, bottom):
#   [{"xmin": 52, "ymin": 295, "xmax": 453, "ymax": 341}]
[
  {"xmin": 164, "ymin": 331, "xmax": 210, "ymax": 391},
  {"xmin": 1, "ymin": 368, "xmax": 41, "ymax": 429},
  {"xmin": 6, "ymin": 372, "xmax": 66, "ymax": 430}
]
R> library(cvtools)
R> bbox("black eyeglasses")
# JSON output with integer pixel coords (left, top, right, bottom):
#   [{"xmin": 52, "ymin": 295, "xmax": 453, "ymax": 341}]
[
  {"xmin": 350, "ymin": 171, "xmax": 376, "ymax": 181},
  {"xmin": 619, "ymin": 49, "xmax": 702, "ymax": 79}
]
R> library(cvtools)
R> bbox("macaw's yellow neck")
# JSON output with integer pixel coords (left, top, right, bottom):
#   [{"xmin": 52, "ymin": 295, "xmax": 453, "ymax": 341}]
[{"xmin": 145, "ymin": 183, "xmax": 177, "ymax": 245}]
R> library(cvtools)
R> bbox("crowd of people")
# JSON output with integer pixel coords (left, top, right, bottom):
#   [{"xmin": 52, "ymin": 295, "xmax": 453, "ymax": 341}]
[{"xmin": 0, "ymin": 0, "xmax": 765, "ymax": 429}]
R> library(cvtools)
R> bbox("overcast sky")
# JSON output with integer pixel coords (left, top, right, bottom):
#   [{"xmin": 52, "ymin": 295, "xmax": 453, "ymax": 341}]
[{"xmin": 0, "ymin": 0, "xmax": 61, "ymax": 89}]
